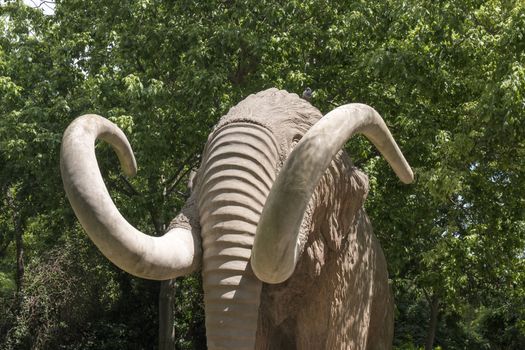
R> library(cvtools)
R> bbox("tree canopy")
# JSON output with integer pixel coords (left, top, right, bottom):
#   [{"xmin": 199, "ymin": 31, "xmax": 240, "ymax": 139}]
[{"xmin": 1, "ymin": 0, "xmax": 524, "ymax": 349}]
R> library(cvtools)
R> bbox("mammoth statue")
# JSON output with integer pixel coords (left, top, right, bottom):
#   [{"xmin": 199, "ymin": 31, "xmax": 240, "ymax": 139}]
[{"xmin": 60, "ymin": 88, "xmax": 413, "ymax": 349}]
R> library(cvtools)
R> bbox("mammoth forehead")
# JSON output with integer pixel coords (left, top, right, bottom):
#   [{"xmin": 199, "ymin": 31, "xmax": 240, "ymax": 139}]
[{"xmin": 213, "ymin": 88, "xmax": 322, "ymax": 141}]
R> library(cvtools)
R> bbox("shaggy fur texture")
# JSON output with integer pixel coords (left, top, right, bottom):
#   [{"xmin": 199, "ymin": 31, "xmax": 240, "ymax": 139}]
[{"xmin": 172, "ymin": 88, "xmax": 394, "ymax": 349}]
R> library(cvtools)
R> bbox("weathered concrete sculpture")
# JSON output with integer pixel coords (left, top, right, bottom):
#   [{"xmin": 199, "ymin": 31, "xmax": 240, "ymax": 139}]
[{"xmin": 60, "ymin": 88, "xmax": 413, "ymax": 349}]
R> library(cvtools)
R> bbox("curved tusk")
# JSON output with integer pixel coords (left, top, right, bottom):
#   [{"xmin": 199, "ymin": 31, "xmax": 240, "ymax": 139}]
[
  {"xmin": 60, "ymin": 114, "xmax": 199, "ymax": 280},
  {"xmin": 251, "ymin": 104, "xmax": 413, "ymax": 284}
]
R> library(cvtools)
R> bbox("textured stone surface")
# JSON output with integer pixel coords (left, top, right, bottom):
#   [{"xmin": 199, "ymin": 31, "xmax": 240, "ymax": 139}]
[
  {"xmin": 62, "ymin": 88, "xmax": 411, "ymax": 350},
  {"xmin": 188, "ymin": 89, "xmax": 397, "ymax": 349},
  {"xmin": 256, "ymin": 151, "xmax": 393, "ymax": 349}
]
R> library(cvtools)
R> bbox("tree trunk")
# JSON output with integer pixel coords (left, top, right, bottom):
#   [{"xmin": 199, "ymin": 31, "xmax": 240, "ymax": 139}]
[
  {"xmin": 7, "ymin": 191, "xmax": 24, "ymax": 302},
  {"xmin": 425, "ymin": 293, "xmax": 440, "ymax": 350},
  {"xmin": 159, "ymin": 279, "xmax": 177, "ymax": 350},
  {"xmin": 150, "ymin": 162, "xmax": 197, "ymax": 349},
  {"xmin": 15, "ymin": 223, "xmax": 24, "ymax": 297},
  {"xmin": 149, "ymin": 205, "xmax": 177, "ymax": 350}
]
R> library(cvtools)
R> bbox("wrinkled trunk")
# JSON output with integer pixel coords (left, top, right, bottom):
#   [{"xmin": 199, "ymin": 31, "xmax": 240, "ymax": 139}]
[{"xmin": 197, "ymin": 123, "xmax": 279, "ymax": 349}]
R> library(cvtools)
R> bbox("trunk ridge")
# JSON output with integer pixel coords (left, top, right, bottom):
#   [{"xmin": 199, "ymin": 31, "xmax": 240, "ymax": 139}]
[{"xmin": 198, "ymin": 123, "xmax": 279, "ymax": 350}]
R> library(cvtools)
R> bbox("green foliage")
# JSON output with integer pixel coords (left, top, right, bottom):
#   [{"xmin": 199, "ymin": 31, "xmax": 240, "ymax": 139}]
[
  {"xmin": 1, "ymin": 229, "xmax": 159, "ymax": 350},
  {"xmin": 475, "ymin": 303, "xmax": 525, "ymax": 349},
  {"xmin": 361, "ymin": 1, "xmax": 525, "ymax": 346},
  {"xmin": 0, "ymin": 271, "xmax": 15, "ymax": 295},
  {"xmin": 174, "ymin": 275, "xmax": 205, "ymax": 350}
]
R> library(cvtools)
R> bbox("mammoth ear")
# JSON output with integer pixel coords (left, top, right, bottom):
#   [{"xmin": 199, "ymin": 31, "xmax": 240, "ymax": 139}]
[
  {"xmin": 251, "ymin": 104, "xmax": 413, "ymax": 284},
  {"xmin": 187, "ymin": 170, "xmax": 197, "ymax": 194}
]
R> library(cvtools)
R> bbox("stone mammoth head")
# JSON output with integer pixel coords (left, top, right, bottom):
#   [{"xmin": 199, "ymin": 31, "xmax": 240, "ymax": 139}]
[{"xmin": 60, "ymin": 88, "xmax": 413, "ymax": 349}]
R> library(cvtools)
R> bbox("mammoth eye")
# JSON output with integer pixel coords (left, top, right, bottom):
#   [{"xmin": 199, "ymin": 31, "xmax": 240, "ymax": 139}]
[{"xmin": 291, "ymin": 134, "xmax": 303, "ymax": 147}]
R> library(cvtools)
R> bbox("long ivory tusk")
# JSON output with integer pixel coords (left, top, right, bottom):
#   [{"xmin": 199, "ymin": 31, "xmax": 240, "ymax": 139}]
[
  {"xmin": 251, "ymin": 104, "xmax": 413, "ymax": 284},
  {"xmin": 60, "ymin": 114, "xmax": 200, "ymax": 280}
]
